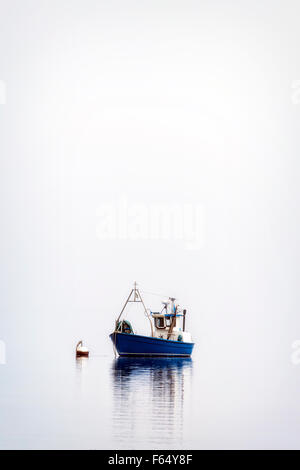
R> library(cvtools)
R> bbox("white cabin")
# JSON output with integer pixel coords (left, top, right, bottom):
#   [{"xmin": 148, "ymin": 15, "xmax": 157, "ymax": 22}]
[
  {"xmin": 151, "ymin": 298, "xmax": 192, "ymax": 343},
  {"xmin": 152, "ymin": 313, "xmax": 192, "ymax": 342}
]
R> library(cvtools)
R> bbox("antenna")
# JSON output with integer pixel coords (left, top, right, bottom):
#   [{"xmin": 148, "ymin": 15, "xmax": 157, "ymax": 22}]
[
  {"xmin": 169, "ymin": 297, "xmax": 176, "ymax": 313},
  {"xmin": 133, "ymin": 281, "xmax": 139, "ymax": 301}
]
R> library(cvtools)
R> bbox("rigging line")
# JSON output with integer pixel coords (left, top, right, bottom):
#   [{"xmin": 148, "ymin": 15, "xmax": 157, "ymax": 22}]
[{"xmin": 140, "ymin": 290, "xmax": 170, "ymax": 299}]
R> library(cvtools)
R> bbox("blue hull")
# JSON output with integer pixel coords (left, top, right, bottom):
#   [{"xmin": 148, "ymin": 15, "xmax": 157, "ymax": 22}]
[{"xmin": 110, "ymin": 332, "xmax": 194, "ymax": 357}]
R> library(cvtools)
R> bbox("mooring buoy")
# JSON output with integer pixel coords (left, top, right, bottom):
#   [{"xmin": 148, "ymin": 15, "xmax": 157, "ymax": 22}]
[{"xmin": 76, "ymin": 340, "xmax": 89, "ymax": 357}]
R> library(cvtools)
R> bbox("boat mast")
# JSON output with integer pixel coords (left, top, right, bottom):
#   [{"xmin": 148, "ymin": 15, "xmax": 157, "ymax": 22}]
[
  {"xmin": 115, "ymin": 282, "xmax": 154, "ymax": 337},
  {"xmin": 183, "ymin": 309, "xmax": 186, "ymax": 331},
  {"xmin": 115, "ymin": 288, "xmax": 134, "ymax": 329},
  {"xmin": 167, "ymin": 301, "xmax": 177, "ymax": 339}
]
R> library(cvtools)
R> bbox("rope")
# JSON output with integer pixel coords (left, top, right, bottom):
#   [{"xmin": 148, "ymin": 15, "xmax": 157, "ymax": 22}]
[
  {"xmin": 113, "ymin": 333, "xmax": 117, "ymax": 359},
  {"xmin": 140, "ymin": 290, "xmax": 170, "ymax": 299}
]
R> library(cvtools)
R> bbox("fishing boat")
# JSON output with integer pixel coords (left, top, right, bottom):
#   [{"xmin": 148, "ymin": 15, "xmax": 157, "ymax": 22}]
[{"xmin": 110, "ymin": 283, "xmax": 194, "ymax": 357}]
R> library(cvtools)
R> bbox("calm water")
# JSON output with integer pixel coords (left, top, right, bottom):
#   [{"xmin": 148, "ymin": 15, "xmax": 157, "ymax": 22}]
[
  {"xmin": 111, "ymin": 357, "xmax": 192, "ymax": 448},
  {"xmin": 1, "ymin": 343, "xmax": 300, "ymax": 449},
  {"xmin": 0, "ymin": 351, "xmax": 194, "ymax": 449}
]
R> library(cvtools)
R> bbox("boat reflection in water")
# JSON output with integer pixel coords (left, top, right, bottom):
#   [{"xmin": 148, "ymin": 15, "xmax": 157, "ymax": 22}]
[{"xmin": 111, "ymin": 357, "xmax": 193, "ymax": 448}]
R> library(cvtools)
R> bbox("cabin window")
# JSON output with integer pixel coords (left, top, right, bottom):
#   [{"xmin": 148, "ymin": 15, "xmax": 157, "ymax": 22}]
[
  {"xmin": 165, "ymin": 317, "xmax": 176, "ymax": 327},
  {"xmin": 155, "ymin": 317, "xmax": 165, "ymax": 329}
]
